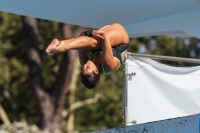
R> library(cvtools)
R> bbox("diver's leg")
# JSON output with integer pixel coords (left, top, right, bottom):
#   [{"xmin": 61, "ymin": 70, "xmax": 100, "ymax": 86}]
[
  {"xmin": 46, "ymin": 36, "xmax": 98, "ymax": 55},
  {"xmin": 92, "ymin": 23, "xmax": 129, "ymax": 47},
  {"xmin": 101, "ymin": 23, "xmax": 129, "ymax": 46},
  {"xmin": 46, "ymin": 38, "xmax": 75, "ymax": 55}
]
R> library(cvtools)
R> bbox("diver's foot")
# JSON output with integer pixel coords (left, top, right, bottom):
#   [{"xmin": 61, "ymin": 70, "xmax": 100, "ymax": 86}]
[{"xmin": 46, "ymin": 39, "xmax": 60, "ymax": 55}]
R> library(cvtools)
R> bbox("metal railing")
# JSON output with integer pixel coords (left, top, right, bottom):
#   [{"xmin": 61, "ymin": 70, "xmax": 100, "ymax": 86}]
[{"xmin": 127, "ymin": 52, "xmax": 200, "ymax": 64}]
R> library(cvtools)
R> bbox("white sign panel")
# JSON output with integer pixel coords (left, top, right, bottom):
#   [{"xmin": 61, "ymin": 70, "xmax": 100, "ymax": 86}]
[{"xmin": 123, "ymin": 55, "xmax": 200, "ymax": 126}]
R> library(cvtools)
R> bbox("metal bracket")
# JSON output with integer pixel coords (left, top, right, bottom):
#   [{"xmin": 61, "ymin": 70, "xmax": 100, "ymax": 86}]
[{"xmin": 125, "ymin": 72, "xmax": 136, "ymax": 76}]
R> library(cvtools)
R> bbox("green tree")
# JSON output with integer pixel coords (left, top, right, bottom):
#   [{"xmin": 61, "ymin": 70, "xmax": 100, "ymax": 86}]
[
  {"xmin": 21, "ymin": 16, "xmax": 89, "ymax": 132},
  {"xmin": 1, "ymin": 11, "xmax": 200, "ymax": 133},
  {"xmin": 0, "ymin": 12, "xmax": 34, "ymax": 124}
]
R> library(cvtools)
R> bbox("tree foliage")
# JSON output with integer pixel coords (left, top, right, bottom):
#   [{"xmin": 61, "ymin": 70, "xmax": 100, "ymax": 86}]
[
  {"xmin": 0, "ymin": 11, "xmax": 200, "ymax": 133},
  {"xmin": 0, "ymin": 12, "xmax": 36, "ymax": 123}
]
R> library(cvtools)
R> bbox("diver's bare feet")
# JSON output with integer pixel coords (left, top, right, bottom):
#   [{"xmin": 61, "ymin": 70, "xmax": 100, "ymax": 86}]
[{"xmin": 46, "ymin": 39, "xmax": 60, "ymax": 55}]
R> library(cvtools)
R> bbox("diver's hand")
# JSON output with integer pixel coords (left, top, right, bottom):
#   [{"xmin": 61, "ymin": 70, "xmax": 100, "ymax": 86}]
[{"xmin": 92, "ymin": 30, "xmax": 105, "ymax": 40}]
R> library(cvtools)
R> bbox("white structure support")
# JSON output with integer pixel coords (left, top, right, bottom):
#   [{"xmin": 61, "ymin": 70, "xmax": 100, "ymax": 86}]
[{"xmin": 122, "ymin": 53, "xmax": 200, "ymax": 126}]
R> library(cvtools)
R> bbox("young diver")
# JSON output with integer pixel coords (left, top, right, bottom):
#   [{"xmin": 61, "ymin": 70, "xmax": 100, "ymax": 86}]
[{"xmin": 46, "ymin": 23, "xmax": 129, "ymax": 89}]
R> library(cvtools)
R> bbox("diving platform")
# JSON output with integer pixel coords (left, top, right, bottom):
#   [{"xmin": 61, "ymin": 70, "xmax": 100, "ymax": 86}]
[
  {"xmin": 92, "ymin": 54, "xmax": 200, "ymax": 133},
  {"xmin": 92, "ymin": 114, "xmax": 200, "ymax": 133}
]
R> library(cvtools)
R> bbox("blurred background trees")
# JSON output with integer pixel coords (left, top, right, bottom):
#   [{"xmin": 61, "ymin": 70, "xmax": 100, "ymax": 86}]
[{"xmin": 0, "ymin": 12, "xmax": 200, "ymax": 133}]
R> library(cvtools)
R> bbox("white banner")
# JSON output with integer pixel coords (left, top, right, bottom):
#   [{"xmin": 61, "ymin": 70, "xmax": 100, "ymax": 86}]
[{"xmin": 124, "ymin": 56, "xmax": 200, "ymax": 125}]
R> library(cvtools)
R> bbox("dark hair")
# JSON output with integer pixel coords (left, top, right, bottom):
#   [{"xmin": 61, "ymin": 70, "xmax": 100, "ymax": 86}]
[{"xmin": 81, "ymin": 71, "xmax": 100, "ymax": 89}]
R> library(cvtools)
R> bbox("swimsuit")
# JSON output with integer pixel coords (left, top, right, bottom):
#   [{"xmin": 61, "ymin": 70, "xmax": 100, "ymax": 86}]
[{"xmin": 89, "ymin": 43, "xmax": 129, "ymax": 75}]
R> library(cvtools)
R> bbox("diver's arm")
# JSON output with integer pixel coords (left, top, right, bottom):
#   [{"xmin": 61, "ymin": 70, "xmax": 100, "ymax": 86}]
[
  {"xmin": 100, "ymin": 32, "xmax": 119, "ymax": 71},
  {"xmin": 78, "ymin": 50, "xmax": 88, "ymax": 68}
]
